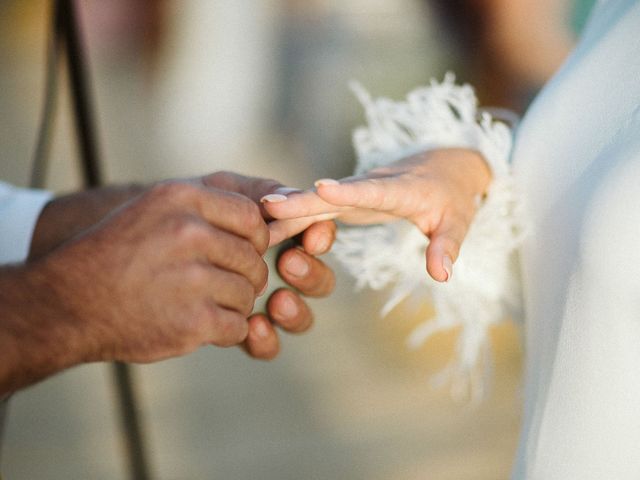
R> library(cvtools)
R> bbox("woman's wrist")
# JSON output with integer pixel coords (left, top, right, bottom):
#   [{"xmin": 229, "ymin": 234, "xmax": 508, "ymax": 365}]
[{"xmin": 421, "ymin": 147, "xmax": 493, "ymax": 199}]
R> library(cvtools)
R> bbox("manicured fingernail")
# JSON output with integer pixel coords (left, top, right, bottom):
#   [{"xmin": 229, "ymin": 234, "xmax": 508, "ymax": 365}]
[
  {"xmin": 314, "ymin": 178, "xmax": 340, "ymax": 187},
  {"xmin": 442, "ymin": 256, "xmax": 453, "ymax": 282},
  {"xmin": 284, "ymin": 251, "xmax": 310, "ymax": 277},
  {"xmin": 261, "ymin": 194, "xmax": 287, "ymax": 203},
  {"xmin": 280, "ymin": 295, "xmax": 298, "ymax": 318},
  {"xmin": 254, "ymin": 319, "xmax": 270, "ymax": 338}
]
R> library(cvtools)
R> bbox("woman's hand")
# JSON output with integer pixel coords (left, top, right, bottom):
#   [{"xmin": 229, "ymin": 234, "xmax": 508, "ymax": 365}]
[{"xmin": 264, "ymin": 148, "xmax": 491, "ymax": 282}]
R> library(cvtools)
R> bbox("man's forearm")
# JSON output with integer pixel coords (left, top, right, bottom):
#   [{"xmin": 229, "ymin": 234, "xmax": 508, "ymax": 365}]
[
  {"xmin": 29, "ymin": 184, "xmax": 145, "ymax": 260},
  {"xmin": 0, "ymin": 262, "xmax": 89, "ymax": 396}
]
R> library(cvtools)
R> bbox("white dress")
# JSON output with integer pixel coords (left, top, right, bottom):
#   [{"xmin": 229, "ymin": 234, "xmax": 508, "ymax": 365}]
[
  {"xmin": 334, "ymin": 0, "xmax": 640, "ymax": 477},
  {"xmin": 512, "ymin": 0, "xmax": 640, "ymax": 477}
]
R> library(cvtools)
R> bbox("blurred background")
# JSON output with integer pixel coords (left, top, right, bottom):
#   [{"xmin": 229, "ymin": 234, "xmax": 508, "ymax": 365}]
[{"xmin": 0, "ymin": 1, "xmax": 594, "ymax": 478}]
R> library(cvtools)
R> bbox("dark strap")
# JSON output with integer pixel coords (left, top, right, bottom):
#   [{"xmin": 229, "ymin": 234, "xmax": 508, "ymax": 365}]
[{"xmin": 0, "ymin": 398, "xmax": 7, "ymax": 462}]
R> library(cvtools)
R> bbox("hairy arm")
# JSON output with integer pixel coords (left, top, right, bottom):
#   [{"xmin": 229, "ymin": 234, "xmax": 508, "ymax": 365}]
[
  {"xmin": 1, "ymin": 182, "xmax": 269, "ymax": 396},
  {"xmin": 29, "ymin": 184, "xmax": 144, "ymax": 260},
  {"xmin": 0, "ymin": 262, "xmax": 89, "ymax": 395}
]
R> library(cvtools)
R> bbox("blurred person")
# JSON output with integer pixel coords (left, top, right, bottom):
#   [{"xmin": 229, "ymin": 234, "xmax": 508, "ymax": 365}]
[
  {"xmin": 1, "ymin": 2, "xmax": 337, "ymax": 398},
  {"xmin": 0, "ymin": 0, "xmax": 335, "ymax": 473},
  {"xmin": 265, "ymin": 0, "xmax": 640, "ymax": 477},
  {"xmin": 428, "ymin": 0, "xmax": 590, "ymax": 111}
]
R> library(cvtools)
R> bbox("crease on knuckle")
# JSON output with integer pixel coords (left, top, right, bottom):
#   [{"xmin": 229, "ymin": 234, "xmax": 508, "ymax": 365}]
[
  {"xmin": 362, "ymin": 179, "xmax": 385, "ymax": 208},
  {"xmin": 184, "ymin": 263, "xmax": 211, "ymax": 288},
  {"xmin": 172, "ymin": 215, "xmax": 209, "ymax": 245},
  {"xmin": 224, "ymin": 239, "xmax": 260, "ymax": 280},
  {"xmin": 152, "ymin": 181, "xmax": 199, "ymax": 203},
  {"xmin": 233, "ymin": 275, "xmax": 256, "ymax": 316}
]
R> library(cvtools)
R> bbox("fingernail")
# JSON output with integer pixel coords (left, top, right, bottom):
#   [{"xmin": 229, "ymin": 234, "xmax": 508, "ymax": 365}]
[
  {"xmin": 313, "ymin": 233, "xmax": 331, "ymax": 254},
  {"xmin": 284, "ymin": 251, "xmax": 310, "ymax": 277},
  {"xmin": 442, "ymin": 256, "xmax": 453, "ymax": 282},
  {"xmin": 280, "ymin": 295, "xmax": 298, "ymax": 318},
  {"xmin": 314, "ymin": 178, "xmax": 340, "ymax": 187},
  {"xmin": 258, "ymin": 281, "xmax": 268, "ymax": 297},
  {"xmin": 261, "ymin": 194, "xmax": 288, "ymax": 203},
  {"xmin": 254, "ymin": 319, "xmax": 270, "ymax": 339}
]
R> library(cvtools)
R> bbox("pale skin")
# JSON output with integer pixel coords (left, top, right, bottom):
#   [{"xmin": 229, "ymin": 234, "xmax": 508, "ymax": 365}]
[
  {"xmin": 0, "ymin": 172, "xmax": 336, "ymax": 396},
  {"xmin": 264, "ymin": 148, "xmax": 491, "ymax": 282}
]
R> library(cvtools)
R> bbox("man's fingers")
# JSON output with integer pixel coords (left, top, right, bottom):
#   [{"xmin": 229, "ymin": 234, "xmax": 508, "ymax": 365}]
[
  {"xmin": 203, "ymin": 171, "xmax": 285, "ymax": 203},
  {"xmin": 242, "ymin": 314, "xmax": 280, "ymax": 360},
  {"xmin": 208, "ymin": 269, "xmax": 257, "ymax": 317},
  {"xmin": 206, "ymin": 304, "xmax": 250, "ymax": 347},
  {"xmin": 195, "ymin": 187, "xmax": 270, "ymax": 255},
  {"xmin": 300, "ymin": 220, "xmax": 337, "ymax": 255},
  {"xmin": 425, "ymin": 213, "xmax": 469, "ymax": 283},
  {"xmin": 202, "ymin": 171, "xmax": 302, "ymax": 220},
  {"xmin": 201, "ymin": 227, "xmax": 269, "ymax": 293},
  {"xmin": 276, "ymin": 248, "xmax": 335, "ymax": 298},
  {"xmin": 266, "ymin": 288, "xmax": 314, "ymax": 333}
]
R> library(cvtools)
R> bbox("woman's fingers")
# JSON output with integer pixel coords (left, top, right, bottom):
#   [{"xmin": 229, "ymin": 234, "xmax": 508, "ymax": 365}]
[
  {"xmin": 315, "ymin": 175, "xmax": 421, "ymax": 216},
  {"xmin": 268, "ymin": 214, "xmax": 339, "ymax": 247},
  {"xmin": 425, "ymin": 212, "xmax": 470, "ymax": 282},
  {"xmin": 262, "ymin": 189, "xmax": 349, "ymax": 219}
]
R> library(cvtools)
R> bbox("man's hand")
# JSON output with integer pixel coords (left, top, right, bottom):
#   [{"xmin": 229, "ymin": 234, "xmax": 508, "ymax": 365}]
[
  {"xmin": 200, "ymin": 172, "xmax": 337, "ymax": 360},
  {"xmin": 25, "ymin": 171, "xmax": 338, "ymax": 364},
  {"xmin": 1, "ymin": 181, "xmax": 270, "ymax": 394}
]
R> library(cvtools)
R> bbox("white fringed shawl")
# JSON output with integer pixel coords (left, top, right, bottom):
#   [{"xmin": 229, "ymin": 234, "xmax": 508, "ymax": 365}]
[{"xmin": 333, "ymin": 74, "xmax": 526, "ymax": 401}]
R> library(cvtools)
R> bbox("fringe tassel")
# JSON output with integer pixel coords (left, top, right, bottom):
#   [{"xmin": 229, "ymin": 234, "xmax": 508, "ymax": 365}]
[{"xmin": 333, "ymin": 74, "xmax": 525, "ymax": 402}]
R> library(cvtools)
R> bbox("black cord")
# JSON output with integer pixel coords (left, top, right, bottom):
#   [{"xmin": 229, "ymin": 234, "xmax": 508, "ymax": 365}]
[
  {"xmin": 56, "ymin": 0, "xmax": 103, "ymax": 186},
  {"xmin": 30, "ymin": 1, "xmax": 62, "ymax": 189},
  {"xmin": 57, "ymin": 1, "xmax": 152, "ymax": 478},
  {"xmin": 29, "ymin": 2, "xmax": 153, "ymax": 479}
]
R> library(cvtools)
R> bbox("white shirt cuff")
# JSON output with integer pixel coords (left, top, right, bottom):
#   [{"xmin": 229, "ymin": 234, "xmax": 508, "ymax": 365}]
[{"xmin": 0, "ymin": 181, "xmax": 54, "ymax": 264}]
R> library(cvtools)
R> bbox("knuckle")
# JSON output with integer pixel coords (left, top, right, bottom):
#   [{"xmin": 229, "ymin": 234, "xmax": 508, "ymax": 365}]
[
  {"xmin": 170, "ymin": 215, "xmax": 209, "ymax": 244},
  {"xmin": 243, "ymin": 257, "xmax": 269, "ymax": 294},
  {"xmin": 212, "ymin": 311, "xmax": 248, "ymax": 347},
  {"xmin": 182, "ymin": 309, "xmax": 208, "ymax": 338},
  {"xmin": 241, "ymin": 199, "xmax": 262, "ymax": 227},
  {"xmin": 210, "ymin": 171, "xmax": 233, "ymax": 184},
  {"xmin": 414, "ymin": 215, "xmax": 435, "ymax": 234},
  {"xmin": 183, "ymin": 263, "xmax": 212, "ymax": 288},
  {"xmin": 363, "ymin": 179, "xmax": 385, "ymax": 207},
  {"xmin": 256, "ymin": 259, "xmax": 269, "ymax": 289},
  {"xmin": 150, "ymin": 181, "xmax": 198, "ymax": 202},
  {"xmin": 225, "ymin": 239, "xmax": 263, "ymax": 281},
  {"xmin": 230, "ymin": 274, "xmax": 257, "ymax": 315}
]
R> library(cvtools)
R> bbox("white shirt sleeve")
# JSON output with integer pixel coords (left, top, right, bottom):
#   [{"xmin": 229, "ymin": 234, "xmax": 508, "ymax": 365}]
[{"xmin": 0, "ymin": 181, "xmax": 53, "ymax": 264}]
